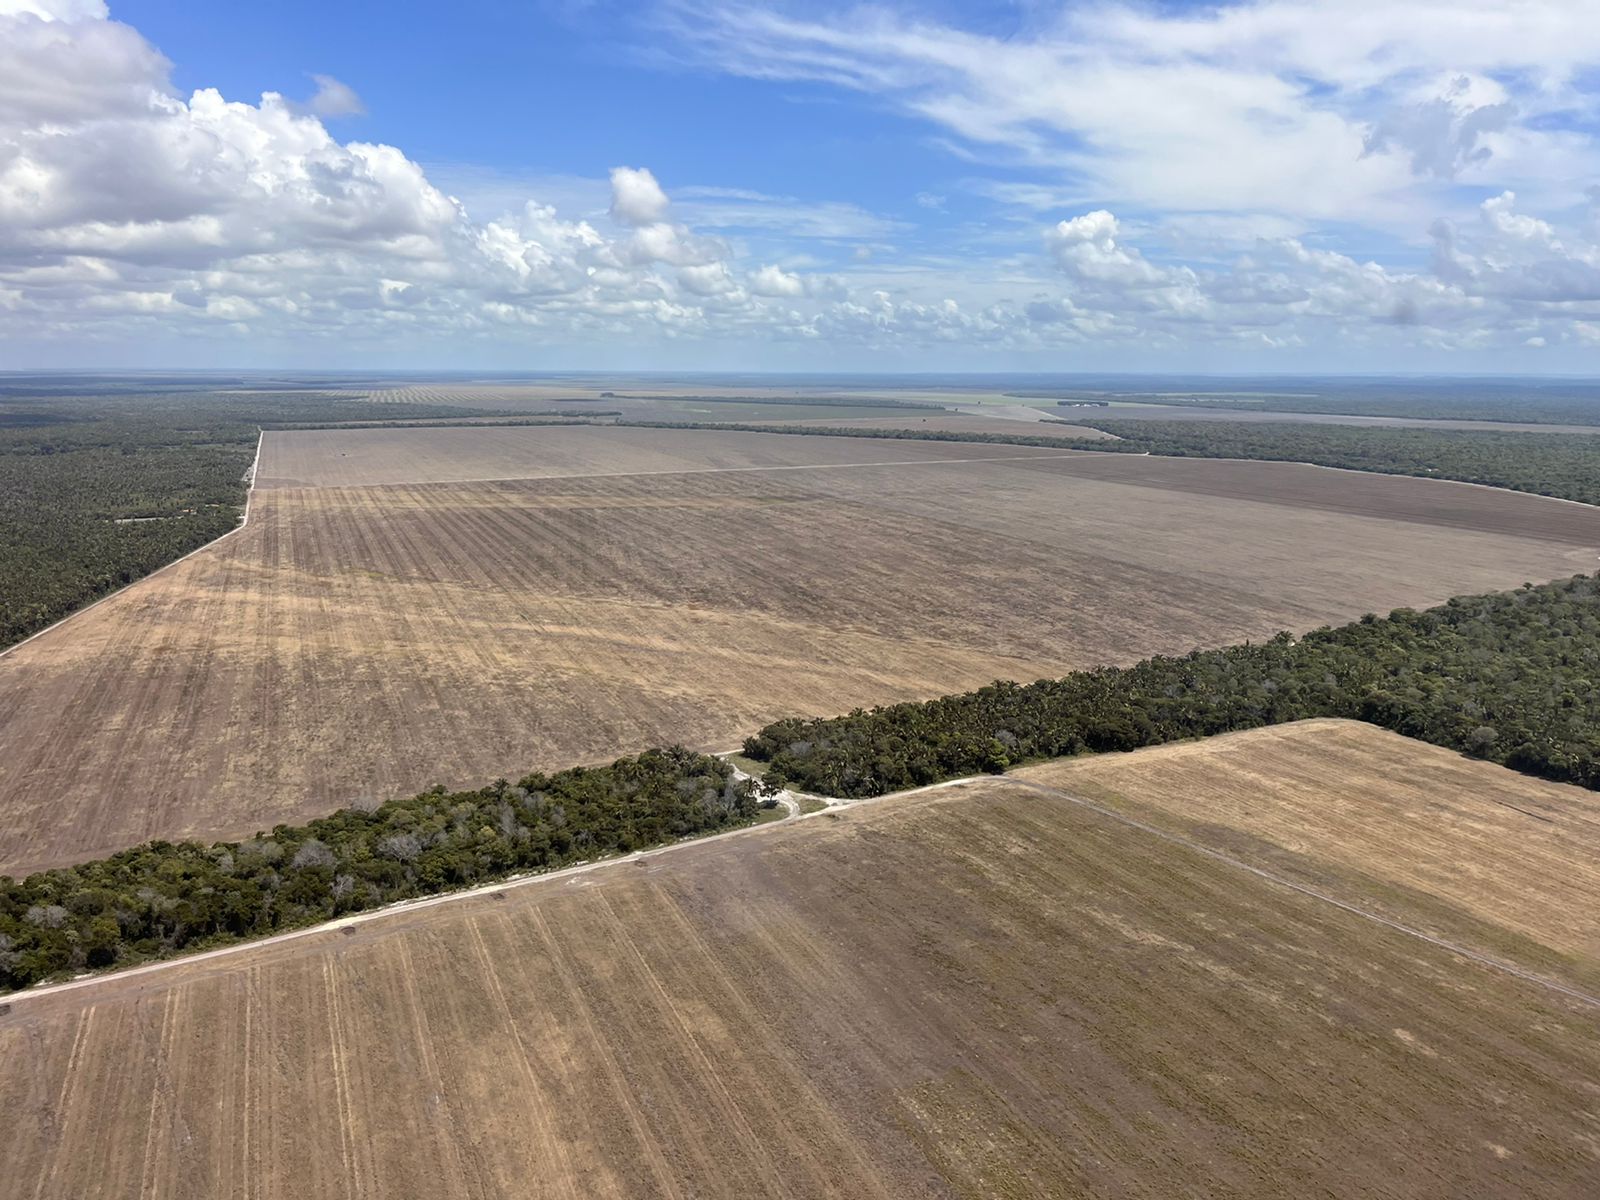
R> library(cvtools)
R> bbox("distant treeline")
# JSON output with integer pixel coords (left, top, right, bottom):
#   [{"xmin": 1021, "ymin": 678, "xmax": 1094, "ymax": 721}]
[
  {"xmin": 616, "ymin": 418, "xmax": 1600, "ymax": 507},
  {"xmin": 0, "ymin": 393, "xmax": 516, "ymax": 650},
  {"xmin": 0, "ymin": 748, "xmax": 759, "ymax": 992},
  {"xmin": 745, "ymin": 574, "xmax": 1600, "ymax": 798},
  {"xmin": 1004, "ymin": 382, "xmax": 1600, "ymax": 427}
]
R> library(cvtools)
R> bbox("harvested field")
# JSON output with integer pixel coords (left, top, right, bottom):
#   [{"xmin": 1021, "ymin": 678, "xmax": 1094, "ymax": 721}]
[
  {"xmin": 0, "ymin": 426, "xmax": 1596, "ymax": 875},
  {"xmin": 4, "ymin": 724, "xmax": 1598, "ymax": 1198}
]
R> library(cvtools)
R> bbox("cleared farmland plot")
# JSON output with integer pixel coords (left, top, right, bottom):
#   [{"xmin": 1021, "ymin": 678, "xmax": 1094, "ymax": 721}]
[
  {"xmin": 1, "ymin": 425, "xmax": 1597, "ymax": 875},
  {"xmin": 4, "ymin": 722, "xmax": 1598, "ymax": 1198},
  {"xmin": 1017, "ymin": 720, "xmax": 1600, "ymax": 987}
]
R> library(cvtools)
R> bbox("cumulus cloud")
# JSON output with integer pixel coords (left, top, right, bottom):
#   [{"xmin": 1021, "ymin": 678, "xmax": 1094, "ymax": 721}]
[
  {"xmin": 0, "ymin": 4, "xmax": 865, "ymax": 354},
  {"xmin": 1046, "ymin": 212, "xmax": 1173, "ymax": 288},
  {"xmin": 5, "ymin": 0, "xmax": 1600, "ymax": 366},
  {"xmin": 608, "ymin": 165, "xmax": 670, "ymax": 225},
  {"xmin": 1031, "ymin": 191, "xmax": 1600, "ymax": 353},
  {"xmin": 750, "ymin": 263, "xmax": 804, "ymax": 296}
]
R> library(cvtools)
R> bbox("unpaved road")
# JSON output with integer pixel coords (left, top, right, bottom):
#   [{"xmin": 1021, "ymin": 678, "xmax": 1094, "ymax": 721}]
[{"xmin": 14, "ymin": 740, "xmax": 1598, "ymax": 1012}]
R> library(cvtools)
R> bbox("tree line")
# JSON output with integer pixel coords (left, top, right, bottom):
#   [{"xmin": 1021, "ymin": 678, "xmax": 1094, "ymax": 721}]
[
  {"xmin": 1003, "ymin": 380, "xmax": 1600, "ymax": 426},
  {"xmin": 743, "ymin": 573, "xmax": 1600, "ymax": 798},
  {"xmin": 0, "ymin": 747, "xmax": 759, "ymax": 992}
]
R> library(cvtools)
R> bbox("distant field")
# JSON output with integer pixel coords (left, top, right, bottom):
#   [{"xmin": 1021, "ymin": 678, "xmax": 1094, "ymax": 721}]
[
  {"xmin": 0, "ymin": 425, "xmax": 1595, "ymax": 875},
  {"xmin": 1095, "ymin": 402, "xmax": 1600, "ymax": 434},
  {"xmin": 4, "ymin": 722, "xmax": 1597, "ymax": 1198},
  {"xmin": 771, "ymin": 411, "xmax": 1118, "ymax": 439},
  {"xmin": 256, "ymin": 422, "xmax": 1039, "ymax": 487}
]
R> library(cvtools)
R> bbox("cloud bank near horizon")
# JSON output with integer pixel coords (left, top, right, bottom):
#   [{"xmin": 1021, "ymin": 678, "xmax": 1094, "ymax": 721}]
[{"xmin": 3, "ymin": 0, "xmax": 1600, "ymax": 368}]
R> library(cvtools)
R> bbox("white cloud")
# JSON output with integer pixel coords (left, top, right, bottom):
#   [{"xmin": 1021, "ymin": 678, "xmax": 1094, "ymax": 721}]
[
  {"xmin": 0, "ymin": 0, "xmax": 107, "ymax": 18},
  {"xmin": 0, "ymin": 5, "xmax": 869, "ymax": 355},
  {"xmin": 750, "ymin": 263, "xmax": 804, "ymax": 296},
  {"xmin": 1028, "ymin": 191, "xmax": 1600, "ymax": 352},
  {"xmin": 305, "ymin": 74, "xmax": 365, "ymax": 118},
  {"xmin": 608, "ymin": 165, "xmax": 670, "ymax": 225},
  {"xmin": 1046, "ymin": 212, "xmax": 1174, "ymax": 288},
  {"xmin": 5, "ymin": 0, "xmax": 1600, "ymax": 368},
  {"xmin": 663, "ymin": 1, "xmax": 1600, "ymax": 225}
]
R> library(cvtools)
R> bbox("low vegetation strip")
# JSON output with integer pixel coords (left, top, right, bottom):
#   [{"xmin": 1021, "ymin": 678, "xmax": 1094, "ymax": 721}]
[
  {"xmin": 0, "ymin": 747, "xmax": 759, "ymax": 992},
  {"xmin": 744, "ymin": 573, "xmax": 1600, "ymax": 798},
  {"xmin": 618, "ymin": 417, "xmax": 1600, "ymax": 507}
]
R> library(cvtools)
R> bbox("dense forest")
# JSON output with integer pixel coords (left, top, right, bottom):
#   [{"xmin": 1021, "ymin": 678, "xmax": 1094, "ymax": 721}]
[
  {"xmin": 0, "ymin": 392, "xmax": 525, "ymax": 649},
  {"xmin": 618, "ymin": 418, "xmax": 1600, "ymax": 506},
  {"xmin": 744, "ymin": 573, "xmax": 1600, "ymax": 798},
  {"xmin": 0, "ymin": 747, "xmax": 760, "ymax": 992}
]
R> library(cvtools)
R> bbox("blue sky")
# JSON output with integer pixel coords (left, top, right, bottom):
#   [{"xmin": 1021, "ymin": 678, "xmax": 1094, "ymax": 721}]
[{"xmin": 3, "ymin": 0, "xmax": 1600, "ymax": 370}]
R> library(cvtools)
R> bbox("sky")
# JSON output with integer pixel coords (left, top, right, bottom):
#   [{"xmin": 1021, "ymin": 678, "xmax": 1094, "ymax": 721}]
[{"xmin": 2, "ymin": 0, "xmax": 1600, "ymax": 372}]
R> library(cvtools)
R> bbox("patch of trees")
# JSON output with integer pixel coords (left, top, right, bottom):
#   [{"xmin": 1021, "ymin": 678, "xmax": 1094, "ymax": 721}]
[
  {"xmin": 0, "ymin": 747, "xmax": 757, "ymax": 992},
  {"xmin": 744, "ymin": 574, "xmax": 1600, "ymax": 799}
]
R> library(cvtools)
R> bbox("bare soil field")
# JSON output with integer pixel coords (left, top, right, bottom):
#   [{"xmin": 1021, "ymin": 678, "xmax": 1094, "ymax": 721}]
[
  {"xmin": 1007, "ymin": 449, "xmax": 1600, "ymax": 542},
  {"xmin": 4, "ymin": 724, "xmax": 1598, "ymax": 1198},
  {"xmin": 0, "ymin": 426, "xmax": 1595, "ymax": 875},
  {"xmin": 765, "ymin": 411, "xmax": 1118, "ymax": 439},
  {"xmin": 255, "ymin": 423, "xmax": 1046, "ymax": 488},
  {"xmin": 1019, "ymin": 720, "xmax": 1600, "ymax": 988}
]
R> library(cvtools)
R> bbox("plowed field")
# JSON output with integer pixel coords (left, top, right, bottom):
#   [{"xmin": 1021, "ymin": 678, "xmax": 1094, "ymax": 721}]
[
  {"xmin": 0, "ymin": 426, "xmax": 1595, "ymax": 875},
  {"xmin": 4, "ymin": 723, "xmax": 1597, "ymax": 1198}
]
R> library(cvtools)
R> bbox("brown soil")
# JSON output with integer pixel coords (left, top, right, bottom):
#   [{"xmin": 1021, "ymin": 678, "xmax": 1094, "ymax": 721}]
[
  {"xmin": 1018, "ymin": 719, "xmax": 1600, "ymax": 985},
  {"xmin": 0, "ymin": 427, "xmax": 1594, "ymax": 875},
  {"xmin": 4, "ymin": 723, "xmax": 1597, "ymax": 1198}
]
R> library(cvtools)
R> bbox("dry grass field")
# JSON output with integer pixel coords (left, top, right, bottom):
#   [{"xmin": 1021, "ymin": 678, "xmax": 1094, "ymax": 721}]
[
  {"xmin": 3, "ymin": 722, "xmax": 1597, "ymax": 1199},
  {"xmin": 0, "ymin": 425, "xmax": 1596, "ymax": 875}
]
